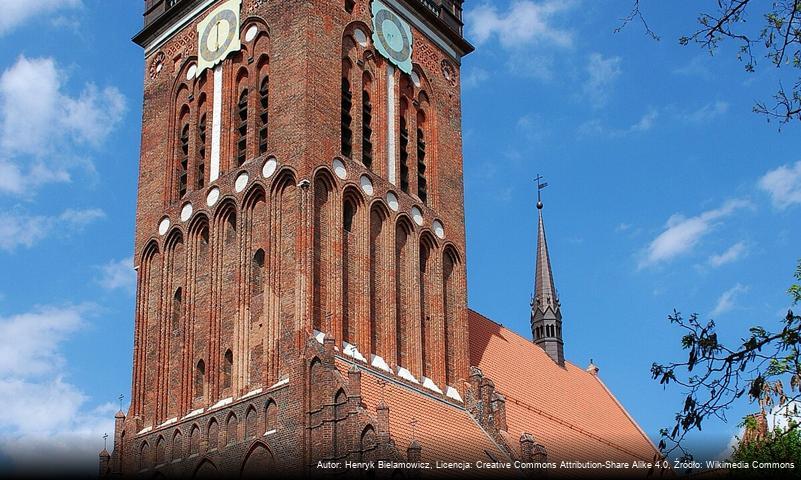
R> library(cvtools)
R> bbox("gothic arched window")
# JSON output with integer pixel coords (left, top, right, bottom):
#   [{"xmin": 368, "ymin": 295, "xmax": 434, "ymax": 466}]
[
  {"xmin": 341, "ymin": 75, "xmax": 353, "ymax": 158},
  {"xmin": 197, "ymin": 111, "xmax": 207, "ymax": 189},
  {"xmin": 223, "ymin": 349, "xmax": 233, "ymax": 389},
  {"xmin": 236, "ymin": 89, "xmax": 248, "ymax": 166},
  {"xmin": 258, "ymin": 76, "xmax": 269, "ymax": 155},
  {"xmin": 194, "ymin": 359, "xmax": 205, "ymax": 399},
  {"xmin": 362, "ymin": 79, "xmax": 373, "ymax": 170},
  {"xmin": 252, "ymin": 249, "xmax": 265, "ymax": 296},
  {"xmin": 178, "ymin": 121, "xmax": 190, "ymax": 198},
  {"xmin": 343, "ymin": 198, "xmax": 356, "ymax": 233},
  {"xmin": 171, "ymin": 287, "xmax": 183, "ymax": 331},
  {"xmin": 265, "ymin": 400, "xmax": 278, "ymax": 432},
  {"xmin": 226, "ymin": 414, "xmax": 238, "ymax": 445},
  {"xmin": 399, "ymin": 99, "xmax": 410, "ymax": 194},
  {"xmin": 416, "ymin": 110, "xmax": 428, "ymax": 204},
  {"xmin": 172, "ymin": 430, "xmax": 183, "ymax": 460}
]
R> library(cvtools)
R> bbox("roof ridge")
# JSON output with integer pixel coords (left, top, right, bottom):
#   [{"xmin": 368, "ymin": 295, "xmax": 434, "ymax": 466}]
[{"xmin": 468, "ymin": 308, "xmax": 581, "ymax": 370}]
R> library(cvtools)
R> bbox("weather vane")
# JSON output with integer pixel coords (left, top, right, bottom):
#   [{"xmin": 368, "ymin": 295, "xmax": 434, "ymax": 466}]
[
  {"xmin": 103, "ymin": 433, "xmax": 108, "ymax": 450},
  {"xmin": 534, "ymin": 174, "xmax": 549, "ymax": 209},
  {"xmin": 118, "ymin": 394, "xmax": 124, "ymax": 412}
]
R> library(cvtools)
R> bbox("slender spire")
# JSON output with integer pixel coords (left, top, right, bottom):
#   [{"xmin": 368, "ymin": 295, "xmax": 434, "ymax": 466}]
[
  {"xmin": 530, "ymin": 176, "xmax": 564, "ymax": 366},
  {"xmin": 534, "ymin": 206, "xmax": 559, "ymax": 311}
]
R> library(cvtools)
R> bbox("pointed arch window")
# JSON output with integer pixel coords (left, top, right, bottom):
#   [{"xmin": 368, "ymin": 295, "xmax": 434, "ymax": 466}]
[
  {"xmin": 172, "ymin": 287, "xmax": 183, "ymax": 331},
  {"xmin": 226, "ymin": 414, "xmax": 238, "ymax": 445},
  {"xmin": 341, "ymin": 77, "xmax": 353, "ymax": 158},
  {"xmin": 343, "ymin": 199, "xmax": 356, "ymax": 233},
  {"xmin": 197, "ymin": 112, "xmax": 207, "ymax": 189},
  {"xmin": 223, "ymin": 349, "xmax": 233, "ymax": 389},
  {"xmin": 258, "ymin": 76, "xmax": 269, "ymax": 155},
  {"xmin": 194, "ymin": 359, "xmax": 205, "ymax": 399},
  {"xmin": 399, "ymin": 108, "xmax": 410, "ymax": 193},
  {"xmin": 178, "ymin": 122, "xmax": 190, "ymax": 198},
  {"xmin": 362, "ymin": 88, "xmax": 373, "ymax": 170},
  {"xmin": 416, "ymin": 111, "xmax": 428, "ymax": 204},
  {"xmin": 252, "ymin": 249, "xmax": 265, "ymax": 296},
  {"xmin": 236, "ymin": 89, "xmax": 248, "ymax": 166},
  {"xmin": 265, "ymin": 400, "xmax": 278, "ymax": 432}
]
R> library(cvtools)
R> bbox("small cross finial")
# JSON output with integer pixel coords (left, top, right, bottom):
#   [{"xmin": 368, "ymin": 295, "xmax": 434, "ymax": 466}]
[
  {"xmin": 103, "ymin": 433, "xmax": 108, "ymax": 450},
  {"xmin": 118, "ymin": 394, "xmax": 124, "ymax": 411},
  {"xmin": 535, "ymin": 174, "xmax": 549, "ymax": 209}
]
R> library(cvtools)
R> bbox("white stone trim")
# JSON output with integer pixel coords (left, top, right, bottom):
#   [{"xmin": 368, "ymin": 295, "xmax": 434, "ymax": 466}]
[
  {"xmin": 445, "ymin": 386, "xmax": 463, "ymax": 402},
  {"xmin": 370, "ymin": 354, "xmax": 392, "ymax": 373},
  {"xmin": 210, "ymin": 396, "xmax": 233, "ymax": 409},
  {"xmin": 386, "ymin": 64, "xmax": 396, "ymax": 185},
  {"xmin": 210, "ymin": 65, "xmax": 223, "ymax": 182},
  {"xmin": 269, "ymin": 378, "xmax": 289, "ymax": 389},
  {"xmin": 422, "ymin": 376, "xmax": 443, "ymax": 394},
  {"xmin": 183, "ymin": 408, "xmax": 205, "ymax": 420}
]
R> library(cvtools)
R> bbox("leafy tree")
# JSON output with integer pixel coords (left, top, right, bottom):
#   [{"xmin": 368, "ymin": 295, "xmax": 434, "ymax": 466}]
[
  {"xmin": 650, "ymin": 262, "xmax": 801, "ymax": 459},
  {"xmin": 619, "ymin": 0, "xmax": 801, "ymax": 124},
  {"xmin": 730, "ymin": 423, "xmax": 801, "ymax": 478}
]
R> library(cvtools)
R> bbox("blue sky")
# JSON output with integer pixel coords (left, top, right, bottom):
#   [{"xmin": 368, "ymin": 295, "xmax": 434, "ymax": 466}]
[{"xmin": 0, "ymin": 0, "xmax": 799, "ymax": 473}]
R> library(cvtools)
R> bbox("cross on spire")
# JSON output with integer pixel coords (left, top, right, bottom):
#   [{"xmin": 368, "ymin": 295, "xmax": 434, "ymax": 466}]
[
  {"xmin": 409, "ymin": 417, "xmax": 418, "ymax": 441},
  {"xmin": 103, "ymin": 433, "xmax": 108, "ymax": 450},
  {"xmin": 118, "ymin": 394, "xmax": 124, "ymax": 412},
  {"xmin": 534, "ymin": 174, "xmax": 549, "ymax": 209}
]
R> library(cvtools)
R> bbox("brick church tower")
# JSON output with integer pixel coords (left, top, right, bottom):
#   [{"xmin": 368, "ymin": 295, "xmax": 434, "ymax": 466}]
[{"xmin": 102, "ymin": 0, "xmax": 662, "ymax": 477}]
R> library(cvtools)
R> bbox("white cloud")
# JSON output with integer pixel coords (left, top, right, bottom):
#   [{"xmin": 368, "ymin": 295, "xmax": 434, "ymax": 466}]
[
  {"xmin": 0, "ymin": 303, "xmax": 113, "ymax": 474},
  {"xmin": 467, "ymin": 0, "xmax": 575, "ymax": 48},
  {"xmin": 583, "ymin": 53, "xmax": 622, "ymax": 108},
  {"xmin": 97, "ymin": 256, "xmax": 135, "ymax": 294},
  {"xmin": 0, "ymin": 305, "xmax": 86, "ymax": 377},
  {"xmin": 673, "ymin": 54, "xmax": 713, "ymax": 79},
  {"xmin": 758, "ymin": 161, "xmax": 801, "ymax": 209},
  {"xmin": 516, "ymin": 114, "xmax": 550, "ymax": 141},
  {"xmin": 639, "ymin": 199, "xmax": 752, "ymax": 269},
  {"xmin": 0, "ymin": 56, "xmax": 125, "ymax": 196},
  {"xmin": 58, "ymin": 208, "xmax": 105, "ymax": 227},
  {"xmin": 680, "ymin": 100, "xmax": 729, "ymax": 123},
  {"xmin": 711, "ymin": 283, "xmax": 749, "ymax": 317},
  {"xmin": 466, "ymin": 1, "xmax": 576, "ymax": 79},
  {"xmin": 707, "ymin": 241, "xmax": 748, "ymax": 268},
  {"xmin": 630, "ymin": 109, "xmax": 658, "ymax": 132},
  {"xmin": 0, "ymin": 208, "xmax": 104, "ymax": 252},
  {"xmin": 580, "ymin": 109, "xmax": 658, "ymax": 137},
  {"xmin": 0, "ymin": 0, "xmax": 80, "ymax": 36}
]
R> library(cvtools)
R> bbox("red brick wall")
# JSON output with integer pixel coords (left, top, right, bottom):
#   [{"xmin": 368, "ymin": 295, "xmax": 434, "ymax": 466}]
[{"xmin": 121, "ymin": 0, "xmax": 473, "ymax": 473}]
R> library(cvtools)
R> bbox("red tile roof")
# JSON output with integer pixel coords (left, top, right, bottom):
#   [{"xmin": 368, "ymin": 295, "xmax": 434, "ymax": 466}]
[
  {"xmin": 469, "ymin": 309, "xmax": 660, "ymax": 463},
  {"xmin": 335, "ymin": 359, "xmax": 510, "ymax": 468}
]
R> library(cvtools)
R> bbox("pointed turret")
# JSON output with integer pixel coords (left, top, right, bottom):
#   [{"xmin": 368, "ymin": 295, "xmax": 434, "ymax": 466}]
[{"xmin": 530, "ymin": 183, "xmax": 565, "ymax": 366}]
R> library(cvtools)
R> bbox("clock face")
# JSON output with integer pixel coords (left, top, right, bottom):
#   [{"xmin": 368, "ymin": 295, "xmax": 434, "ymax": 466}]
[
  {"xmin": 199, "ymin": 8, "xmax": 238, "ymax": 64},
  {"xmin": 196, "ymin": 0, "xmax": 241, "ymax": 75},
  {"xmin": 371, "ymin": 1, "xmax": 413, "ymax": 74}
]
